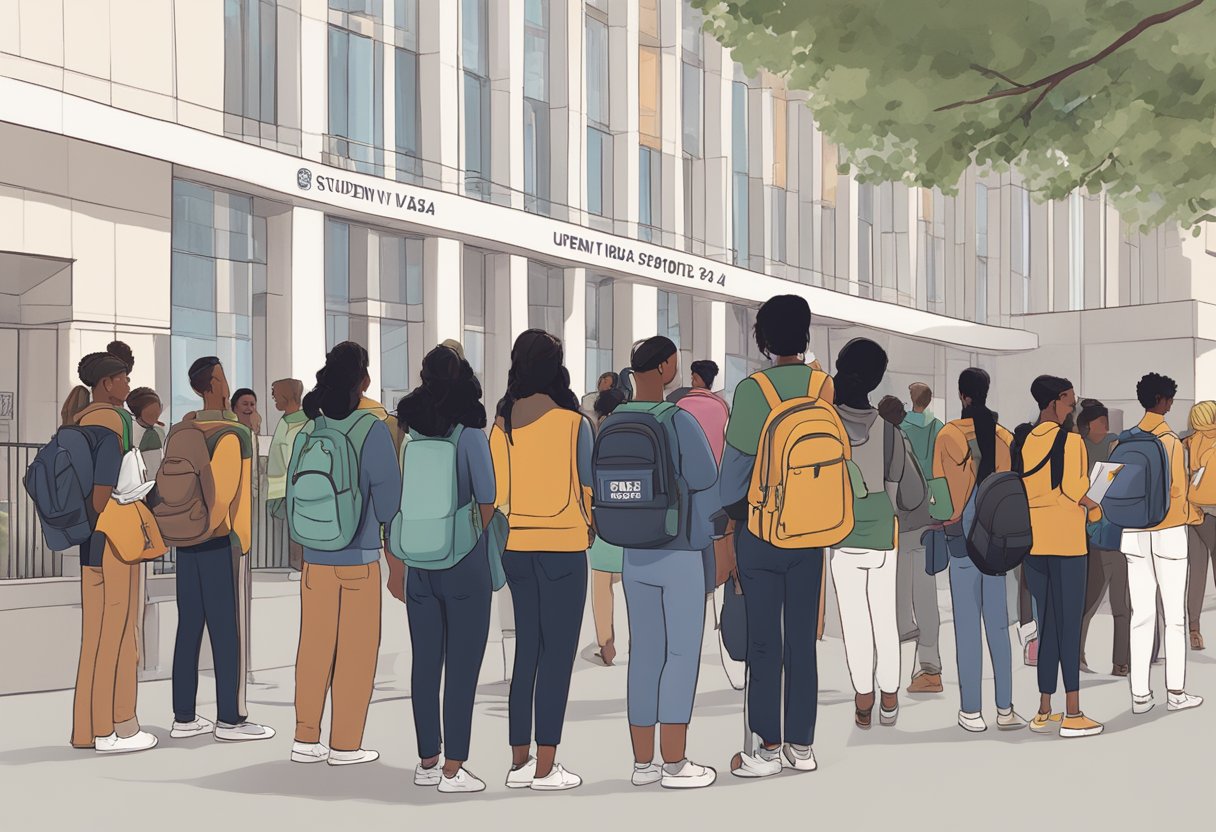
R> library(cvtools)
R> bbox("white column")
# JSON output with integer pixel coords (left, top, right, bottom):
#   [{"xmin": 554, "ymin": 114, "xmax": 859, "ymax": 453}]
[
  {"xmin": 299, "ymin": 2, "xmax": 328, "ymax": 161},
  {"xmin": 490, "ymin": 0, "xmax": 525, "ymax": 208},
  {"xmin": 564, "ymin": 267, "xmax": 587, "ymax": 395},
  {"xmin": 419, "ymin": 0, "xmax": 460, "ymax": 188},
  {"xmin": 484, "ymin": 253, "xmax": 529, "ymax": 412},
  {"xmin": 424, "ymin": 236, "xmax": 463, "ymax": 348},
  {"xmin": 551, "ymin": 0, "xmax": 581, "ymax": 219},
  {"xmin": 290, "ymin": 207, "xmax": 327, "ymax": 382},
  {"xmin": 612, "ymin": 0, "xmax": 640, "ymax": 234},
  {"xmin": 696, "ymin": 298, "xmax": 728, "ymax": 387},
  {"xmin": 613, "ymin": 281, "xmax": 659, "ymax": 371}
]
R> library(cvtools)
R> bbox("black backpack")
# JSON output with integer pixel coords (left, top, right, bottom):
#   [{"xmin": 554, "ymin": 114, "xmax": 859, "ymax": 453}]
[
  {"xmin": 591, "ymin": 401, "xmax": 686, "ymax": 548},
  {"xmin": 24, "ymin": 425, "xmax": 119, "ymax": 551},
  {"xmin": 964, "ymin": 424, "xmax": 1068, "ymax": 576}
]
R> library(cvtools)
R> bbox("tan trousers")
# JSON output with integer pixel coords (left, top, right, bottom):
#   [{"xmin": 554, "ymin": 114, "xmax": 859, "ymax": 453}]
[
  {"xmin": 294, "ymin": 561, "xmax": 381, "ymax": 751},
  {"xmin": 72, "ymin": 547, "xmax": 141, "ymax": 746},
  {"xmin": 591, "ymin": 570, "xmax": 621, "ymax": 647}
]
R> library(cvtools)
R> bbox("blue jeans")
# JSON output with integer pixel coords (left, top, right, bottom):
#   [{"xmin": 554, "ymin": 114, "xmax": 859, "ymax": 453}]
[
  {"xmin": 406, "ymin": 544, "xmax": 493, "ymax": 761},
  {"xmin": 736, "ymin": 525, "xmax": 823, "ymax": 746},
  {"xmin": 945, "ymin": 531, "xmax": 1013, "ymax": 714},
  {"xmin": 172, "ymin": 537, "xmax": 242, "ymax": 725},
  {"xmin": 622, "ymin": 548, "xmax": 706, "ymax": 726},
  {"xmin": 503, "ymin": 551, "xmax": 587, "ymax": 747},
  {"xmin": 1023, "ymin": 555, "xmax": 1088, "ymax": 695}
]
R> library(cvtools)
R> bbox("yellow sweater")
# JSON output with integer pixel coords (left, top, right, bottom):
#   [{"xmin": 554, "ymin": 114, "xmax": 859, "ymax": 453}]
[
  {"xmin": 1136, "ymin": 412, "xmax": 1189, "ymax": 531},
  {"xmin": 1185, "ymin": 429, "xmax": 1216, "ymax": 514},
  {"xmin": 1022, "ymin": 423, "xmax": 1093, "ymax": 557},
  {"xmin": 933, "ymin": 419, "xmax": 1013, "ymax": 524}
]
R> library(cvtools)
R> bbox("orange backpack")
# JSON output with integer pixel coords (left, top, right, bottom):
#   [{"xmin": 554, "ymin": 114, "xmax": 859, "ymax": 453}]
[{"xmin": 746, "ymin": 370, "xmax": 856, "ymax": 549}]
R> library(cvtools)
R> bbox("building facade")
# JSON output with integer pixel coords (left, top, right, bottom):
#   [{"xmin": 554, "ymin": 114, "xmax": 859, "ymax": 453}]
[{"xmin": 2, "ymin": 0, "xmax": 1216, "ymax": 689}]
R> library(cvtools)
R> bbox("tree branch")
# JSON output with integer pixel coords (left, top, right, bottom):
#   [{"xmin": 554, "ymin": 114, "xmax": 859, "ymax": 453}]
[
  {"xmin": 936, "ymin": 0, "xmax": 1206, "ymax": 117},
  {"xmin": 969, "ymin": 63, "xmax": 1024, "ymax": 88}
]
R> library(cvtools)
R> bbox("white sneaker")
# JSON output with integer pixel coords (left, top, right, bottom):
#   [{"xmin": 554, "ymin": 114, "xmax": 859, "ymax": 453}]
[
  {"xmin": 505, "ymin": 757, "xmax": 536, "ymax": 789},
  {"xmin": 958, "ymin": 711, "xmax": 988, "ymax": 733},
  {"xmin": 1168, "ymin": 692, "xmax": 1204, "ymax": 712},
  {"xmin": 95, "ymin": 731, "xmax": 158, "ymax": 754},
  {"xmin": 415, "ymin": 762, "xmax": 442, "ymax": 786},
  {"xmin": 1132, "ymin": 693, "xmax": 1155, "ymax": 715},
  {"xmin": 782, "ymin": 743, "xmax": 818, "ymax": 772},
  {"xmin": 879, "ymin": 705, "xmax": 899, "ymax": 727},
  {"xmin": 170, "ymin": 716, "xmax": 214, "ymax": 739},
  {"xmin": 730, "ymin": 748, "xmax": 783, "ymax": 778},
  {"xmin": 530, "ymin": 763, "xmax": 582, "ymax": 791},
  {"xmin": 438, "ymin": 767, "xmax": 487, "ymax": 794},
  {"xmin": 215, "ymin": 721, "xmax": 276, "ymax": 742},
  {"xmin": 996, "ymin": 708, "xmax": 1027, "ymax": 731},
  {"xmin": 632, "ymin": 761, "xmax": 663, "ymax": 786},
  {"xmin": 291, "ymin": 741, "xmax": 329, "ymax": 764},
  {"xmin": 661, "ymin": 759, "xmax": 717, "ymax": 789},
  {"xmin": 327, "ymin": 748, "xmax": 380, "ymax": 766}
]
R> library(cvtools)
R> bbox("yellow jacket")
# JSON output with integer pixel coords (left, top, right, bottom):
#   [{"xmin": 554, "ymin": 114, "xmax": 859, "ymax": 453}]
[
  {"xmin": 1022, "ymin": 423, "xmax": 1094, "ymax": 557},
  {"xmin": 75, "ymin": 402, "xmax": 133, "ymax": 451},
  {"xmin": 1137, "ymin": 413, "xmax": 1189, "ymax": 531},
  {"xmin": 1185, "ymin": 430, "xmax": 1216, "ymax": 515},
  {"xmin": 933, "ymin": 419, "xmax": 1013, "ymax": 524},
  {"xmin": 358, "ymin": 396, "xmax": 404, "ymax": 453}
]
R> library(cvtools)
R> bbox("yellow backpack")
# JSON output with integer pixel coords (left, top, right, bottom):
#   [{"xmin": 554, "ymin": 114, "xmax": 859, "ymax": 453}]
[{"xmin": 746, "ymin": 370, "xmax": 856, "ymax": 548}]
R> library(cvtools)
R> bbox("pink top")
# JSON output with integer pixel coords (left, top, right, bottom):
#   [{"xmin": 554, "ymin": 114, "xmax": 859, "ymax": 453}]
[{"xmin": 677, "ymin": 389, "xmax": 730, "ymax": 465}]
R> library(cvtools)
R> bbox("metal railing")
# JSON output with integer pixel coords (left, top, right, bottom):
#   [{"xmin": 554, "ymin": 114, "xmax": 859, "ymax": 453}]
[{"xmin": 2, "ymin": 442, "xmax": 289, "ymax": 580}]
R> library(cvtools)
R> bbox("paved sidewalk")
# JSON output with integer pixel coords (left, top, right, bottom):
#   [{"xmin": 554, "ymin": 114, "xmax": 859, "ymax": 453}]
[{"xmin": 3, "ymin": 580, "xmax": 1214, "ymax": 830}]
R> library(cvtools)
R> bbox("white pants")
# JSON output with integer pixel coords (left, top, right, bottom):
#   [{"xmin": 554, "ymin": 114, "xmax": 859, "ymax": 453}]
[
  {"xmin": 831, "ymin": 546, "xmax": 900, "ymax": 696},
  {"xmin": 1123, "ymin": 527, "xmax": 1189, "ymax": 697}
]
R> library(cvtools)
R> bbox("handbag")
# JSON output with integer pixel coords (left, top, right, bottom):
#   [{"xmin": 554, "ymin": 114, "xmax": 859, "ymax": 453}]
[
  {"xmin": 482, "ymin": 508, "xmax": 510, "ymax": 592},
  {"xmin": 96, "ymin": 500, "xmax": 169, "ymax": 564},
  {"xmin": 720, "ymin": 572, "xmax": 748, "ymax": 662},
  {"xmin": 922, "ymin": 527, "xmax": 948, "ymax": 576}
]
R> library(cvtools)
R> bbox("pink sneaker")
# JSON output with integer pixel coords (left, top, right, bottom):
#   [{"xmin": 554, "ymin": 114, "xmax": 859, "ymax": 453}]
[{"xmin": 1024, "ymin": 638, "xmax": 1039, "ymax": 667}]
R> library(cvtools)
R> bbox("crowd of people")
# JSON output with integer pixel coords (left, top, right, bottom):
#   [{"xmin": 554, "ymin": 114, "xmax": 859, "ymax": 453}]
[{"xmin": 45, "ymin": 293, "xmax": 1212, "ymax": 795}]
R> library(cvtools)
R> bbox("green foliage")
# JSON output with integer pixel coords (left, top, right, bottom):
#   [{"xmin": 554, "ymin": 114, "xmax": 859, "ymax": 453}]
[{"xmin": 693, "ymin": 0, "xmax": 1216, "ymax": 232}]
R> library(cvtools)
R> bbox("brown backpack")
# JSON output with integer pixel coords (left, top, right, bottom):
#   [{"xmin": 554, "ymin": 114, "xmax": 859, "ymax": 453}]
[{"xmin": 153, "ymin": 420, "xmax": 245, "ymax": 548}]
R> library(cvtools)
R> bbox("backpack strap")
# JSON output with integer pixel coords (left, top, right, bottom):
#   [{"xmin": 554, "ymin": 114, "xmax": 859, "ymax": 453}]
[
  {"xmin": 807, "ymin": 369, "xmax": 828, "ymax": 400},
  {"xmin": 751, "ymin": 372, "xmax": 782, "ymax": 410},
  {"xmin": 347, "ymin": 411, "xmax": 379, "ymax": 456},
  {"xmin": 1023, "ymin": 425, "xmax": 1069, "ymax": 480}
]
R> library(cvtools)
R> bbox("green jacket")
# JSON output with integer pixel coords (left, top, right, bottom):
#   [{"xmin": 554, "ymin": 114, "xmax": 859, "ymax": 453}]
[{"xmin": 900, "ymin": 411, "xmax": 942, "ymax": 478}]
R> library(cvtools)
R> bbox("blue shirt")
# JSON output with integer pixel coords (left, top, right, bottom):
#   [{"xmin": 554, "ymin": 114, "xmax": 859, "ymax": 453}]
[
  {"xmin": 304, "ymin": 418, "xmax": 403, "ymax": 567},
  {"xmin": 666, "ymin": 409, "xmax": 721, "ymax": 551}
]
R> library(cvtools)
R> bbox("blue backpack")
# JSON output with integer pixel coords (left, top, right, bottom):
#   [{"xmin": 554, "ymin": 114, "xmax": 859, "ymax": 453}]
[
  {"xmin": 1101, "ymin": 428, "xmax": 1171, "ymax": 530},
  {"xmin": 591, "ymin": 402, "xmax": 687, "ymax": 549},
  {"xmin": 389, "ymin": 426, "xmax": 481, "ymax": 569},
  {"xmin": 24, "ymin": 426, "xmax": 120, "ymax": 551}
]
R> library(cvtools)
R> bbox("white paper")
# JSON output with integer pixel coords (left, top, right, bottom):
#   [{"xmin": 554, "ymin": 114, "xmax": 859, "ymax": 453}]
[
  {"xmin": 1087, "ymin": 462, "xmax": 1124, "ymax": 504},
  {"xmin": 1194, "ymin": 467, "xmax": 1206, "ymax": 488}
]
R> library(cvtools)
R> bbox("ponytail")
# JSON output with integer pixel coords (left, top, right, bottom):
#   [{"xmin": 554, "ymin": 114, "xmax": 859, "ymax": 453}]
[
  {"xmin": 959, "ymin": 368, "xmax": 997, "ymax": 482},
  {"xmin": 62, "ymin": 385, "xmax": 92, "ymax": 426}
]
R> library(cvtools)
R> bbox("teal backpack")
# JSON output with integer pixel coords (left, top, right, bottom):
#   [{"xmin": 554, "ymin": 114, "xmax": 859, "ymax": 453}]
[
  {"xmin": 286, "ymin": 411, "xmax": 378, "ymax": 551},
  {"xmin": 389, "ymin": 425, "xmax": 483, "ymax": 570}
]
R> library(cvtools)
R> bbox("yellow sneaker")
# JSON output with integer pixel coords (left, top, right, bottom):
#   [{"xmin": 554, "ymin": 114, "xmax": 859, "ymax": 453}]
[
  {"xmin": 1030, "ymin": 712, "xmax": 1062, "ymax": 734},
  {"xmin": 1060, "ymin": 714, "xmax": 1104, "ymax": 738}
]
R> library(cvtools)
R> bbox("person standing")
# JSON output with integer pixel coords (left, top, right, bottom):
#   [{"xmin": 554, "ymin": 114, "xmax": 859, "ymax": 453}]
[
  {"xmin": 831, "ymin": 342, "xmax": 921, "ymax": 729},
  {"xmin": 1121, "ymin": 373, "xmax": 1204, "ymax": 714},
  {"xmin": 934, "ymin": 368, "xmax": 1026, "ymax": 733},
  {"xmin": 490, "ymin": 330, "xmax": 593, "ymax": 792},
  {"xmin": 582, "ymin": 371, "xmax": 619, "ymax": 420},
  {"xmin": 1017, "ymin": 376, "xmax": 1104, "ymax": 738},
  {"xmin": 1184, "ymin": 402, "xmax": 1216, "ymax": 651},
  {"xmin": 67, "ymin": 343, "xmax": 158, "ymax": 754},
  {"xmin": 267, "ymin": 378, "xmax": 307, "ymax": 576},
  {"xmin": 896, "ymin": 383, "xmax": 945, "ymax": 693},
  {"xmin": 163, "ymin": 357, "xmax": 273, "ymax": 743},
  {"xmin": 1077, "ymin": 399, "xmax": 1130, "ymax": 676},
  {"xmin": 126, "ymin": 387, "xmax": 166, "ymax": 475},
  {"xmin": 392, "ymin": 345, "xmax": 494, "ymax": 792},
  {"xmin": 720, "ymin": 295, "xmax": 843, "ymax": 776},
  {"xmin": 289, "ymin": 342, "xmax": 401, "ymax": 766},
  {"xmin": 228, "ymin": 387, "xmax": 260, "ymax": 718},
  {"xmin": 589, "ymin": 388, "xmax": 627, "ymax": 667}
]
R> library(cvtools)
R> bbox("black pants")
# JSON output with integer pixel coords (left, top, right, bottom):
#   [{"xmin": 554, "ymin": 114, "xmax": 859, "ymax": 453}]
[
  {"xmin": 406, "ymin": 545, "xmax": 493, "ymax": 761},
  {"xmin": 172, "ymin": 537, "xmax": 243, "ymax": 725},
  {"xmin": 503, "ymin": 551, "xmax": 587, "ymax": 747},
  {"xmin": 1023, "ymin": 555, "xmax": 1088, "ymax": 696},
  {"xmin": 1080, "ymin": 546, "xmax": 1131, "ymax": 668},
  {"xmin": 735, "ymin": 525, "xmax": 823, "ymax": 747}
]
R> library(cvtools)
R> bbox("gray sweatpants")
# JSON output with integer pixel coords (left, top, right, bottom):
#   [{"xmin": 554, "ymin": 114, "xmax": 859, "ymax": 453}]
[
  {"xmin": 895, "ymin": 530, "xmax": 942, "ymax": 676},
  {"xmin": 623, "ymin": 548, "xmax": 706, "ymax": 726}
]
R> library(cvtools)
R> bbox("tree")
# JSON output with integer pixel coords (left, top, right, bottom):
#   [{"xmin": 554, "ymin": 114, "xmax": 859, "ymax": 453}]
[{"xmin": 692, "ymin": 0, "xmax": 1216, "ymax": 232}]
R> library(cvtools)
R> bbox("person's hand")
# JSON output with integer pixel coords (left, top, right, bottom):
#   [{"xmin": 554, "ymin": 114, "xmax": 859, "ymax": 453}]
[
  {"xmin": 385, "ymin": 556, "xmax": 406, "ymax": 604},
  {"xmin": 1080, "ymin": 495, "xmax": 1100, "ymax": 511}
]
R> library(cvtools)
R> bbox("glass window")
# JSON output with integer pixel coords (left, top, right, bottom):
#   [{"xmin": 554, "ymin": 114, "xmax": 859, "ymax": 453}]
[
  {"xmin": 586, "ymin": 276, "xmax": 614, "ymax": 390},
  {"xmin": 328, "ymin": 26, "xmax": 383, "ymax": 173},
  {"xmin": 225, "ymin": 0, "xmax": 276, "ymax": 123},
  {"xmin": 586, "ymin": 15, "xmax": 609, "ymax": 127},
  {"xmin": 524, "ymin": 0, "xmax": 549, "ymax": 102},
  {"xmin": 640, "ymin": 146, "xmax": 661, "ymax": 242},
  {"xmin": 732, "ymin": 81, "xmax": 749, "ymax": 267},
  {"xmin": 1069, "ymin": 191, "xmax": 1085, "ymax": 311},
  {"xmin": 683, "ymin": 154, "xmax": 694, "ymax": 253},
  {"xmin": 639, "ymin": 0, "xmax": 659, "ymax": 40},
  {"xmin": 858, "ymin": 183, "xmax": 874, "ymax": 294},
  {"xmin": 918, "ymin": 188, "xmax": 945, "ymax": 306},
  {"xmin": 1012, "ymin": 186, "xmax": 1032, "ymax": 313},
  {"xmin": 771, "ymin": 188, "xmax": 787, "ymax": 263},
  {"xmin": 528, "ymin": 261, "xmax": 565, "ymax": 335},
  {"xmin": 682, "ymin": 62, "xmax": 701, "ymax": 157},
  {"xmin": 380, "ymin": 318, "xmax": 410, "ymax": 409},
  {"xmin": 821, "ymin": 141, "xmax": 838, "ymax": 204},
  {"xmin": 681, "ymin": 0, "xmax": 703, "ymax": 59},
  {"xmin": 725, "ymin": 304, "xmax": 765, "ymax": 401},
  {"xmin": 324, "ymin": 219, "xmax": 351, "ymax": 350},
  {"xmin": 463, "ymin": 248, "xmax": 489, "ymax": 385},
  {"xmin": 170, "ymin": 181, "xmax": 261, "ymax": 426},
  {"xmin": 639, "ymin": 45, "xmax": 661, "ymax": 148},
  {"xmin": 378, "ymin": 235, "xmax": 423, "ymax": 308},
  {"xmin": 462, "ymin": 0, "xmax": 491, "ymax": 198},
  {"xmin": 394, "ymin": 0, "xmax": 418, "ymax": 45},
  {"xmin": 330, "ymin": 0, "xmax": 382, "ymax": 16},
  {"xmin": 772, "ymin": 93, "xmax": 787, "ymax": 190},
  {"xmin": 975, "ymin": 184, "xmax": 989, "ymax": 322},
  {"xmin": 394, "ymin": 47, "xmax": 419, "ymax": 180},
  {"xmin": 524, "ymin": 99, "xmax": 551, "ymax": 214},
  {"xmin": 588, "ymin": 127, "xmax": 612, "ymax": 217},
  {"xmin": 658, "ymin": 290, "xmax": 694, "ymax": 374}
]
